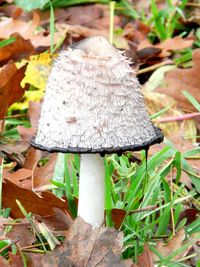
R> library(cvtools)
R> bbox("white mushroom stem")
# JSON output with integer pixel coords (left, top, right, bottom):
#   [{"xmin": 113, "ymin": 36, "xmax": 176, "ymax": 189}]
[{"xmin": 78, "ymin": 154, "xmax": 105, "ymax": 228}]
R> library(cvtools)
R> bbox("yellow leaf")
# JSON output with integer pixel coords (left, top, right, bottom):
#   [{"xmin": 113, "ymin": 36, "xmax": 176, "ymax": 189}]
[
  {"xmin": 21, "ymin": 53, "xmax": 55, "ymax": 91},
  {"xmin": 9, "ymin": 90, "xmax": 44, "ymax": 111}
]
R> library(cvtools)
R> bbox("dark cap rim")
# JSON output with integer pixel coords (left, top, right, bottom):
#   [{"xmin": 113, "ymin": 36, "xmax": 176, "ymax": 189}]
[{"xmin": 30, "ymin": 126, "xmax": 164, "ymax": 154}]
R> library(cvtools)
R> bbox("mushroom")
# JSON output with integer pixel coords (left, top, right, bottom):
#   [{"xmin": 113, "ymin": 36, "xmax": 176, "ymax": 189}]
[{"xmin": 31, "ymin": 36, "xmax": 164, "ymax": 228}]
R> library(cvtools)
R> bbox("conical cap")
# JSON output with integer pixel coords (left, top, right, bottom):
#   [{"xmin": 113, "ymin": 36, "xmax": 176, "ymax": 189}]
[{"xmin": 31, "ymin": 36, "xmax": 163, "ymax": 153}]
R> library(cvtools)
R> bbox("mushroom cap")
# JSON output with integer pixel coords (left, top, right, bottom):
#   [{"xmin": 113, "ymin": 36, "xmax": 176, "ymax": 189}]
[{"xmin": 31, "ymin": 36, "xmax": 163, "ymax": 154}]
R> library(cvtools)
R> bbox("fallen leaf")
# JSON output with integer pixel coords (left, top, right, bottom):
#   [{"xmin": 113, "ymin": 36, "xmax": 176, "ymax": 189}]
[
  {"xmin": 138, "ymin": 36, "xmax": 193, "ymax": 52},
  {"xmin": 3, "ymin": 168, "xmax": 32, "ymax": 185},
  {"xmin": 112, "ymin": 208, "xmax": 126, "ymax": 229},
  {"xmin": 0, "ymin": 33, "xmax": 35, "ymax": 63},
  {"xmin": 0, "ymin": 11, "xmax": 40, "ymax": 40},
  {"xmin": 137, "ymin": 36, "xmax": 194, "ymax": 61},
  {"xmin": 17, "ymin": 101, "xmax": 41, "ymax": 143},
  {"xmin": 28, "ymin": 101, "xmax": 42, "ymax": 129},
  {"xmin": 42, "ymin": 217, "xmax": 131, "ymax": 267},
  {"xmin": 179, "ymin": 209, "xmax": 199, "ymax": 225},
  {"xmin": 0, "ymin": 252, "xmax": 24, "ymax": 267},
  {"xmin": 57, "ymin": 23, "xmax": 108, "ymax": 40},
  {"xmin": 6, "ymin": 219, "xmax": 36, "ymax": 247},
  {"xmin": 35, "ymin": 208, "xmax": 73, "ymax": 232},
  {"xmin": 6, "ymin": 253, "xmax": 24, "ymax": 267},
  {"xmin": 2, "ymin": 179, "xmax": 72, "ymax": 218},
  {"xmin": 60, "ymin": 4, "xmax": 103, "ymax": 26},
  {"xmin": 158, "ymin": 36, "xmax": 194, "ymax": 51},
  {"xmin": 0, "ymin": 61, "xmax": 26, "ymax": 119},
  {"xmin": 0, "ymin": 141, "xmax": 28, "ymax": 155},
  {"xmin": 137, "ymin": 243, "xmax": 154, "ymax": 267},
  {"xmin": 154, "ymin": 229, "xmax": 191, "ymax": 261},
  {"xmin": 0, "ymin": 10, "xmax": 64, "ymax": 48},
  {"xmin": 21, "ymin": 53, "xmax": 53, "ymax": 91},
  {"xmin": 33, "ymin": 154, "xmax": 57, "ymax": 191},
  {"xmin": 156, "ymin": 49, "xmax": 200, "ymax": 112},
  {"xmin": 23, "ymin": 147, "xmax": 43, "ymax": 170},
  {"xmin": 17, "ymin": 126, "xmax": 35, "ymax": 142},
  {"xmin": 124, "ymin": 21, "xmax": 151, "ymax": 45}
]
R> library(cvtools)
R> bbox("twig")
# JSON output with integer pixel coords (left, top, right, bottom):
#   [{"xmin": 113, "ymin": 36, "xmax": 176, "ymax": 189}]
[
  {"xmin": 21, "ymin": 249, "xmax": 46, "ymax": 253},
  {"xmin": 129, "ymin": 205, "xmax": 157, "ymax": 214},
  {"xmin": 185, "ymin": 2, "xmax": 200, "ymax": 8},
  {"xmin": 2, "ymin": 114, "xmax": 28, "ymax": 120},
  {"xmin": 155, "ymin": 112, "xmax": 200, "ymax": 123},
  {"xmin": 21, "ymin": 242, "xmax": 49, "ymax": 250},
  {"xmin": 137, "ymin": 60, "xmax": 173, "ymax": 75},
  {"xmin": 3, "ymin": 222, "xmax": 30, "ymax": 226}
]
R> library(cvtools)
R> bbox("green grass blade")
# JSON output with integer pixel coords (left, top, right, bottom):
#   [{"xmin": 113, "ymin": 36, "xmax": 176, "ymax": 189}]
[
  {"xmin": 182, "ymin": 90, "xmax": 200, "ymax": 112},
  {"xmin": 0, "ymin": 37, "xmax": 16, "ymax": 48},
  {"xmin": 105, "ymin": 159, "xmax": 113, "ymax": 227}
]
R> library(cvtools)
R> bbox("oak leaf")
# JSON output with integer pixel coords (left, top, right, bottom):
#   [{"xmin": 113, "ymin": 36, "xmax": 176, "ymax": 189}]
[
  {"xmin": 0, "ymin": 61, "xmax": 26, "ymax": 119},
  {"xmin": 156, "ymin": 49, "xmax": 200, "ymax": 112},
  {"xmin": 0, "ymin": 33, "xmax": 35, "ymax": 63},
  {"xmin": 42, "ymin": 217, "xmax": 132, "ymax": 267},
  {"xmin": 2, "ymin": 179, "xmax": 72, "ymax": 218}
]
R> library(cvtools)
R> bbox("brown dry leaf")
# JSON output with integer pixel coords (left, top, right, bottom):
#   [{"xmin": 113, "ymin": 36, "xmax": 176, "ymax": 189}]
[
  {"xmin": 138, "ymin": 36, "xmax": 193, "ymax": 52},
  {"xmin": 137, "ymin": 36, "xmax": 193, "ymax": 59},
  {"xmin": 36, "ymin": 208, "xmax": 73, "ymax": 232},
  {"xmin": 57, "ymin": 23, "xmax": 108, "ymax": 40},
  {"xmin": 2, "ymin": 179, "xmax": 72, "ymax": 218},
  {"xmin": 42, "ymin": 217, "xmax": 132, "ymax": 267},
  {"xmin": 0, "ymin": 11, "xmax": 40, "ymax": 40},
  {"xmin": 0, "ymin": 252, "xmax": 24, "ymax": 267},
  {"xmin": 17, "ymin": 126, "xmax": 35, "ymax": 143},
  {"xmin": 156, "ymin": 48, "xmax": 200, "ymax": 112},
  {"xmin": 28, "ymin": 101, "xmax": 41, "ymax": 128},
  {"xmin": 33, "ymin": 153, "xmax": 58, "ymax": 191},
  {"xmin": 112, "ymin": 208, "xmax": 126, "ymax": 229},
  {"xmin": 0, "ymin": 141, "xmax": 28, "ymax": 166},
  {"xmin": 0, "ymin": 33, "xmax": 35, "ymax": 62},
  {"xmin": 0, "ymin": 256, "xmax": 9, "ymax": 267},
  {"xmin": 6, "ymin": 253, "xmax": 24, "ymax": 267},
  {"xmin": 124, "ymin": 21, "xmax": 151, "ymax": 45},
  {"xmin": 137, "ymin": 243, "xmax": 154, "ymax": 267},
  {"xmin": 0, "ymin": 61, "xmax": 26, "ymax": 119},
  {"xmin": 3, "ymin": 168, "xmax": 32, "ymax": 185},
  {"xmin": 154, "ymin": 229, "xmax": 191, "ymax": 261},
  {"xmin": 158, "ymin": 36, "xmax": 194, "ymax": 51},
  {"xmin": 17, "ymin": 101, "xmax": 41, "ymax": 143},
  {"xmin": 0, "ymin": 10, "xmax": 64, "ymax": 48},
  {"xmin": 58, "ymin": 4, "xmax": 103, "ymax": 26},
  {"xmin": 23, "ymin": 147, "xmax": 43, "ymax": 170},
  {"xmin": 6, "ymin": 219, "xmax": 36, "ymax": 247}
]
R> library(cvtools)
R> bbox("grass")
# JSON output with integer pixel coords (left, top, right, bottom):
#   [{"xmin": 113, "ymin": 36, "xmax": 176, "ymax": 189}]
[{"xmin": 51, "ymin": 143, "xmax": 200, "ymax": 265}]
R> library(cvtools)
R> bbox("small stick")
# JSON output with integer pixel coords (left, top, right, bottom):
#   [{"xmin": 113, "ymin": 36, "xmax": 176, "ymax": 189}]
[
  {"xmin": 155, "ymin": 112, "xmax": 200, "ymax": 123},
  {"xmin": 137, "ymin": 60, "xmax": 173, "ymax": 75},
  {"xmin": 3, "ymin": 222, "xmax": 30, "ymax": 226},
  {"xmin": 185, "ymin": 2, "xmax": 200, "ymax": 8},
  {"xmin": 21, "ymin": 242, "xmax": 49, "ymax": 250},
  {"xmin": 3, "ymin": 114, "xmax": 28, "ymax": 120},
  {"xmin": 129, "ymin": 205, "xmax": 157, "ymax": 214}
]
